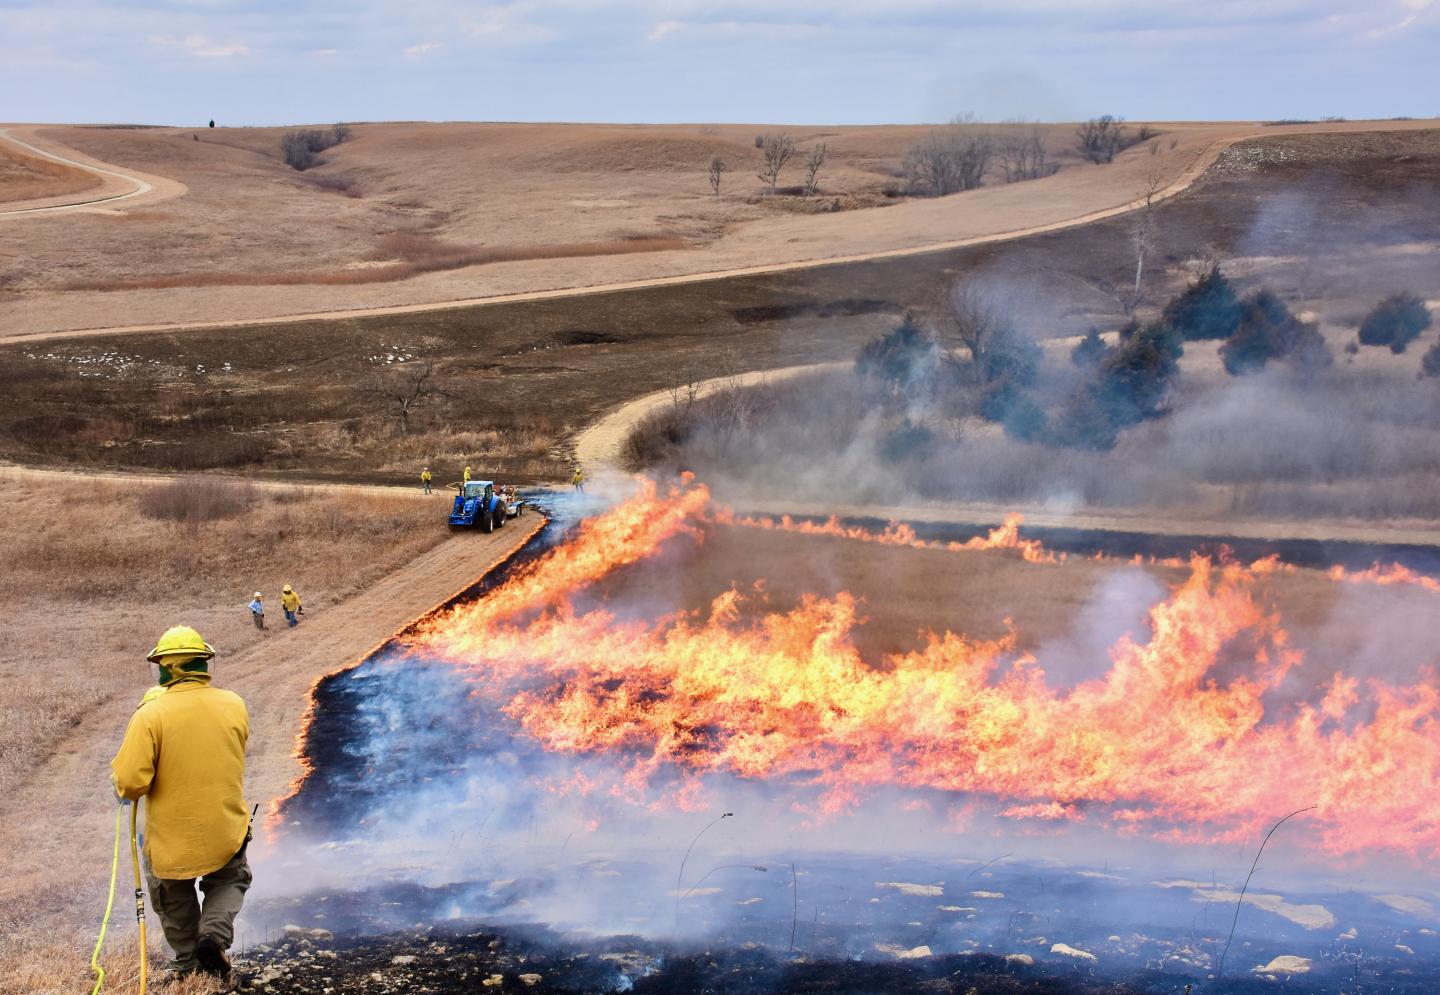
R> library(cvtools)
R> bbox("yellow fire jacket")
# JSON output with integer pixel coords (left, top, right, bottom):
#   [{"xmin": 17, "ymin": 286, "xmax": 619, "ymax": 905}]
[
  {"xmin": 111, "ymin": 679, "xmax": 250, "ymax": 879},
  {"xmin": 281, "ymin": 590, "xmax": 301, "ymax": 612}
]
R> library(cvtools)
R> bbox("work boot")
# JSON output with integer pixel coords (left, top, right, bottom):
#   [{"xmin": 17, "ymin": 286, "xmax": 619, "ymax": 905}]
[{"xmin": 195, "ymin": 933, "xmax": 232, "ymax": 980}]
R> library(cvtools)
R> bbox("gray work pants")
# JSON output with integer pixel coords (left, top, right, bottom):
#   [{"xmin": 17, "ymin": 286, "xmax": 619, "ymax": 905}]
[{"xmin": 145, "ymin": 841, "xmax": 252, "ymax": 972}]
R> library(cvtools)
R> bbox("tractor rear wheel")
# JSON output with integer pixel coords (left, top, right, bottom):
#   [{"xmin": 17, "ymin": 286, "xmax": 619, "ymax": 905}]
[
  {"xmin": 482, "ymin": 511, "xmax": 495, "ymax": 533},
  {"xmin": 494, "ymin": 506, "xmax": 506, "ymax": 529}
]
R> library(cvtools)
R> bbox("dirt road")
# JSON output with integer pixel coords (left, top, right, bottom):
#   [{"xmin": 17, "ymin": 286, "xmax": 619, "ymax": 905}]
[
  {"xmin": 0, "ymin": 126, "xmax": 184, "ymax": 217},
  {"xmin": 0, "ymin": 123, "xmax": 1248, "ymax": 346}
]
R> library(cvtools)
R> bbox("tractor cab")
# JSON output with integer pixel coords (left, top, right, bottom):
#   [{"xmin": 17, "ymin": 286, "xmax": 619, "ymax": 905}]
[{"xmin": 448, "ymin": 479, "xmax": 505, "ymax": 532}]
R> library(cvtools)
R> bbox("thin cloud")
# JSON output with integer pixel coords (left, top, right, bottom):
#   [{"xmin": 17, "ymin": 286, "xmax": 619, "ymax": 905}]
[
  {"xmin": 149, "ymin": 33, "xmax": 249, "ymax": 58},
  {"xmin": 403, "ymin": 41, "xmax": 442, "ymax": 57}
]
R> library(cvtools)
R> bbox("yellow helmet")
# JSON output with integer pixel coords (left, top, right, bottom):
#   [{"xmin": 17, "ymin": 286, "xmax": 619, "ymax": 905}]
[{"xmin": 146, "ymin": 625, "xmax": 216, "ymax": 663}]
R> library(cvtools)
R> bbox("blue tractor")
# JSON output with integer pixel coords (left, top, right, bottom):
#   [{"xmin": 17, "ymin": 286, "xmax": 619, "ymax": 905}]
[{"xmin": 448, "ymin": 479, "xmax": 507, "ymax": 533}]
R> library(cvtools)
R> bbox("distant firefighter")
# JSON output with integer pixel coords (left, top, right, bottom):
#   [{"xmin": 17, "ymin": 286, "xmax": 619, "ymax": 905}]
[
  {"xmin": 572, "ymin": 467, "xmax": 586, "ymax": 493},
  {"xmin": 280, "ymin": 585, "xmax": 303, "ymax": 627},
  {"xmin": 421, "ymin": 466, "xmax": 433, "ymax": 494}
]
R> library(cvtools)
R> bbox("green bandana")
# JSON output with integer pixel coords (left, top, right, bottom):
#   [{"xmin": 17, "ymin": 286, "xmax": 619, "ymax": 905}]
[{"xmin": 156, "ymin": 654, "xmax": 212, "ymax": 687}]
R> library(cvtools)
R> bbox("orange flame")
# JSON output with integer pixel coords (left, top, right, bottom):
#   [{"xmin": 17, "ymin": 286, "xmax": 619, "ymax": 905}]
[
  {"xmin": 402, "ymin": 479, "xmax": 1440, "ymax": 857},
  {"xmin": 1329, "ymin": 563, "xmax": 1440, "ymax": 594},
  {"xmin": 726, "ymin": 510, "xmax": 1060, "ymax": 563}
]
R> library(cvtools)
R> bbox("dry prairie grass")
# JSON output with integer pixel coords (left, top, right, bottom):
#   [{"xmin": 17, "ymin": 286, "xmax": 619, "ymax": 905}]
[
  {"xmin": 0, "ymin": 471, "xmax": 445, "ymax": 803},
  {"xmin": 61, "ymin": 235, "xmax": 688, "ymax": 292},
  {"xmin": 0, "ymin": 143, "xmax": 102, "ymax": 204}
]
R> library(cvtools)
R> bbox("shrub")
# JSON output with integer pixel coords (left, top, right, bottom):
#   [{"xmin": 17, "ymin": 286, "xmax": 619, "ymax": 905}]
[
  {"xmin": 137, "ymin": 476, "xmax": 259, "ymax": 523},
  {"xmin": 904, "ymin": 128, "xmax": 993, "ymax": 196},
  {"xmin": 855, "ymin": 318, "xmax": 942, "ymax": 396},
  {"xmin": 1049, "ymin": 386, "xmax": 1120, "ymax": 450},
  {"xmin": 1000, "ymin": 394, "xmax": 1049, "ymax": 442},
  {"xmin": 280, "ymin": 127, "xmax": 345, "ymax": 171},
  {"xmin": 1094, "ymin": 321, "xmax": 1179, "ymax": 426},
  {"xmin": 1076, "ymin": 115, "xmax": 1127, "ymax": 164},
  {"xmin": 1071, "ymin": 328, "xmax": 1109, "ymax": 368},
  {"xmin": 1161, "ymin": 266, "xmax": 1243, "ymax": 341},
  {"xmin": 880, "ymin": 419, "xmax": 936, "ymax": 462},
  {"xmin": 978, "ymin": 330, "xmax": 1042, "ymax": 386},
  {"xmin": 1357, "ymin": 293, "xmax": 1432, "ymax": 354},
  {"xmin": 1422, "ymin": 338, "xmax": 1440, "ymax": 378},
  {"xmin": 619, "ymin": 405, "xmax": 691, "ymax": 471},
  {"xmin": 1220, "ymin": 289, "xmax": 1332, "ymax": 376}
]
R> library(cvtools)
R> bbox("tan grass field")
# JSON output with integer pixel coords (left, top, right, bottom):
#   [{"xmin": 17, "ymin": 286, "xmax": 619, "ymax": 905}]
[
  {"xmin": 3, "ymin": 118, "xmax": 1432, "ymax": 338},
  {"xmin": 0, "ymin": 143, "xmax": 101, "ymax": 205},
  {"xmin": 0, "ymin": 469, "xmax": 541, "ymax": 993}
]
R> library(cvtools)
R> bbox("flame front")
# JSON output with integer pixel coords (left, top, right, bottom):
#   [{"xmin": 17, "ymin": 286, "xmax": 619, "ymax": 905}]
[{"xmin": 406, "ymin": 478, "xmax": 1440, "ymax": 859}]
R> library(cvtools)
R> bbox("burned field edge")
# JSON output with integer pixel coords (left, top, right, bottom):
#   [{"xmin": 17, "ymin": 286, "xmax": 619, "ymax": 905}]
[
  {"xmin": 233, "ymin": 920, "xmax": 1419, "ymax": 995},
  {"xmin": 784, "ymin": 514, "xmax": 1440, "ymax": 574},
  {"xmin": 3, "ymin": 129, "xmax": 1438, "ymax": 484},
  {"xmin": 283, "ymin": 494, "xmax": 566, "ymax": 829}
]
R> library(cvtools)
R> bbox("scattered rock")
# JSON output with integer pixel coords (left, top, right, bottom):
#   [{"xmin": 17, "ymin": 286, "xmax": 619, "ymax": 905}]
[
  {"xmin": 874, "ymin": 943, "xmax": 933, "ymax": 959},
  {"xmin": 1050, "ymin": 942, "xmax": 1097, "ymax": 962},
  {"xmin": 390, "ymin": 954, "xmax": 416, "ymax": 965},
  {"xmin": 482, "ymin": 973, "xmax": 504, "ymax": 986},
  {"xmin": 519, "ymin": 974, "xmax": 542, "ymax": 986},
  {"xmin": 1253, "ymin": 955, "xmax": 1312, "ymax": 975}
]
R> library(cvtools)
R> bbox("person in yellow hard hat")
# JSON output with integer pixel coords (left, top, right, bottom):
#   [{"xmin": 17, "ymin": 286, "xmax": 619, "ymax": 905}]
[
  {"xmin": 463, "ymin": 464, "xmax": 473, "ymax": 484},
  {"xmin": 280, "ymin": 584, "xmax": 303, "ymax": 627},
  {"xmin": 571, "ymin": 466, "xmax": 586, "ymax": 493},
  {"xmin": 421, "ymin": 466, "xmax": 433, "ymax": 494},
  {"xmin": 111, "ymin": 626, "xmax": 250, "ymax": 981}
]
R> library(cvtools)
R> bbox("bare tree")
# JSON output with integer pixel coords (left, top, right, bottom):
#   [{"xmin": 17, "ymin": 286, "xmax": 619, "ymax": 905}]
[
  {"xmin": 935, "ymin": 282, "xmax": 1041, "ymax": 385},
  {"xmin": 1128, "ymin": 146, "xmax": 1169, "ymax": 308},
  {"xmin": 707, "ymin": 155, "xmax": 728, "ymax": 196},
  {"xmin": 756, "ymin": 133, "xmax": 797, "ymax": 192},
  {"xmin": 938, "ymin": 283, "xmax": 1005, "ymax": 365},
  {"xmin": 998, "ymin": 124, "xmax": 1050, "ymax": 183},
  {"xmin": 356, "ymin": 359, "xmax": 452, "ymax": 435},
  {"xmin": 1076, "ymin": 115, "xmax": 1128, "ymax": 164},
  {"xmin": 903, "ymin": 120, "xmax": 993, "ymax": 196},
  {"xmin": 802, "ymin": 143, "xmax": 828, "ymax": 196}
]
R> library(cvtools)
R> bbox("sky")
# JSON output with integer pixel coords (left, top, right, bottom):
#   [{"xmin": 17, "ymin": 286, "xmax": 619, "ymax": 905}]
[{"xmin": 1, "ymin": 1, "xmax": 1437, "ymax": 126}]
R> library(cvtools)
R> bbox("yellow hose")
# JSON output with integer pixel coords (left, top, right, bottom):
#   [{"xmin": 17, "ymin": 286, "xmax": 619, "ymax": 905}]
[
  {"xmin": 89, "ymin": 804, "xmax": 125, "ymax": 995},
  {"xmin": 129, "ymin": 803, "xmax": 147, "ymax": 995}
]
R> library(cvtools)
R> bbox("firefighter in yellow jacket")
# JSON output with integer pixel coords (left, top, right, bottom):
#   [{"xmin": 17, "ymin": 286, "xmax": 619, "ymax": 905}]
[
  {"xmin": 111, "ymin": 626, "xmax": 251, "ymax": 980},
  {"xmin": 280, "ymin": 584, "xmax": 303, "ymax": 627}
]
